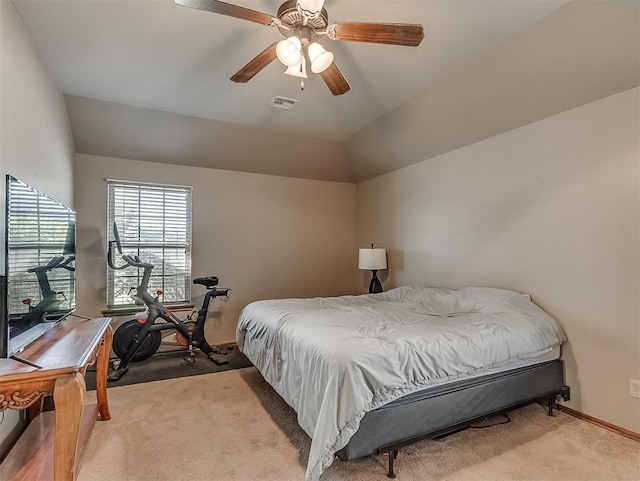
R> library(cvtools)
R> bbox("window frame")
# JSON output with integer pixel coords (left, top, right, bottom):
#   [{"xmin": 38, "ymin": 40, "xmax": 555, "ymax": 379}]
[{"xmin": 106, "ymin": 180, "xmax": 193, "ymax": 310}]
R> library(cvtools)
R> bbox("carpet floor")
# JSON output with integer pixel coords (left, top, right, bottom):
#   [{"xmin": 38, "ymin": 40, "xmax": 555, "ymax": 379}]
[{"xmin": 80, "ymin": 368, "xmax": 639, "ymax": 481}]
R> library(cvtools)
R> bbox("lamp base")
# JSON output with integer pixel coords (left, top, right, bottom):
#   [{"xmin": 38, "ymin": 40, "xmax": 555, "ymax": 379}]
[{"xmin": 369, "ymin": 270, "xmax": 383, "ymax": 294}]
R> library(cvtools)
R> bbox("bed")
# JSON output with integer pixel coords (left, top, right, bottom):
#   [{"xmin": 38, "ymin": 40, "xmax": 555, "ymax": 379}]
[{"xmin": 236, "ymin": 286, "xmax": 569, "ymax": 480}]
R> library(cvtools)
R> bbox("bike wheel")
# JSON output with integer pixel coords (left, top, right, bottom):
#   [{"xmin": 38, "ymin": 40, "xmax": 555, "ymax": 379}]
[{"xmin": 113, "ymin": 319, "xmax": 162, "ymax": 362}]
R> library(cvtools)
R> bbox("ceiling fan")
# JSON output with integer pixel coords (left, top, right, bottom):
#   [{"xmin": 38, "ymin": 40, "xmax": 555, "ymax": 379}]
[{"xmin": 174, "ymin": 0, "xmax": 424, "ymax": 95}]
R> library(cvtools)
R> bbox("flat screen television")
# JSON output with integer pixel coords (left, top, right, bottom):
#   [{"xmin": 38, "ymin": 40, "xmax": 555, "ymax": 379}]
[{"xmin": 1, "ymin": 175, "xmax": 76, "ymax": 358}]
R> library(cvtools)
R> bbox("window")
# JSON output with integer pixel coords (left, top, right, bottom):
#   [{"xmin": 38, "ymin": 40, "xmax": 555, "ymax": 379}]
[{"xmin": 106, "ymin": 180, "xmax": 192, "ymax": 308}]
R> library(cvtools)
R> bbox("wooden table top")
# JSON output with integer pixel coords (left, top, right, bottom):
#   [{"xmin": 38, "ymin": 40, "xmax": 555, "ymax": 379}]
[{"xmin": 0, "ymin": 317, "xmax": 111, "ymax": 381}]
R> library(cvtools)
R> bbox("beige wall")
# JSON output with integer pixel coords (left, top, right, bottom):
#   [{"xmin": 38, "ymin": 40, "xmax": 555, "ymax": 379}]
[
  {"xmin": 0, "ymin": 0, "xmax": 75, "ymax": 455},
  {"xmin": 344, "ymin": 0, "xmax": 639, "ymax": 182},
  {"xmin": 66, "ymin": 95, "xmax": 354, "ymax": 184},
  {"xmin": 356, "ymin": 87, "xmax": 640, "ymax": 434},
  {"xmin": 0, "ymin": 0, "xmax": 75, "ymax": 264},
  {"xmin": 74, "ymin": 154, "xmax": 358, "ymax": 344}
]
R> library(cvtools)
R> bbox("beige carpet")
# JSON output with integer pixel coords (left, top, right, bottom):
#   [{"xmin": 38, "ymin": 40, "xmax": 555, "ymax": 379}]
[{"xmin": 80, "ymin": 367, "xmax": 639, "ymax": 481}]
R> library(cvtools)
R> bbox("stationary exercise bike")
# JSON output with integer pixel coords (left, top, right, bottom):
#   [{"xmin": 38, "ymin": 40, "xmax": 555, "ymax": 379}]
[
  {"xmin": 18, "ymin": 255, "xmax": 75, "ymax": 329},
  {"xmin": 107, "ymin": 223, "xmax": 231, "ymax": 382}
]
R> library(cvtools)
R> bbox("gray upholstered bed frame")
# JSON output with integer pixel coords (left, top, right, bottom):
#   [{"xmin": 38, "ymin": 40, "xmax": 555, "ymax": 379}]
[{"xmin": 335, "ymin": 359, "xmax": 570, "ymax": 478}]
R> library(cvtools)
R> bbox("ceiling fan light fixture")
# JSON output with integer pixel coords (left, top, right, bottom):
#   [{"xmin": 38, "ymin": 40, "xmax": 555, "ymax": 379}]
[
  {"xmin": 284, "ymin": 57, "xmax": 308, "ymax": 78},
  {"xmin": 296, "ymin": 0, "xmax": 325, "ymax": 18},
  {"xmin": 308, "ymin": 42, "xmax": 334, "ymax": 73},
  {"xmin": 276, "ymin": 36, "xmax": 302, "ymax": 67},
  {"xmin": 179, "ymin": 0, "xmax": 422, "ymax": 96}
]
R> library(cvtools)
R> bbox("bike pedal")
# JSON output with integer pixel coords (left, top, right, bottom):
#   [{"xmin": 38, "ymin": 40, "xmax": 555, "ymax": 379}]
[
  {"xmin": 217, "ymin": 346, "xmax": 234, "ymax": 356},
  {"xmin": 208, "ymin": 352, "xmax": 229, "ymax": 366},
  {"xmin": 107, "ymin": 366, "xmax": 129, "ymax": 382},
  {"xmin": 183, "ymin": 356, "xmax": 196, "ymax": 366}
]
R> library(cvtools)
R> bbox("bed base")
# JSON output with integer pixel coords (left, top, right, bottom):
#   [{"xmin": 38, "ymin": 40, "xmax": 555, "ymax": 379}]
[
  {"xmin": 380, "ymin": 387, "xmax": 570, "ymax": 478},
  {"xmin": 335, "ymin": 360, "xmax": 570, "ymax": 479}
]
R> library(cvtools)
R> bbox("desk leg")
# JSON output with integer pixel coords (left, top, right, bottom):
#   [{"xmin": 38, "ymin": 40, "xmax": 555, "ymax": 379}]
[
  {"xmin": 95, "ymin": 325, "xmax": 112, "ymax": 421},
  {"xmin": 53, "ymin": 373, "xmax": 85, "ymax": 481},
  {"xmin": 26, "ymin": 396, "xmax": 44, "ymax": 423}
]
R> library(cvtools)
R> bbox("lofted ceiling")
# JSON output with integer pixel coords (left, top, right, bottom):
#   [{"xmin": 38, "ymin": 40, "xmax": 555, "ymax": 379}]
[
  {"xmin": 11, "ymin": 0, "xmax": 570, "ymax": 142},
  {"xmin": 9, "ymin": 1, "xmax": 638, "ymax": 183}
]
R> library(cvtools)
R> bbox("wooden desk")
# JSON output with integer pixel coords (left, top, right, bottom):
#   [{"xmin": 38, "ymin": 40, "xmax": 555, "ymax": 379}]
[{"xmin": 0, "ymin": 317, "xmax": 112, "ymax": 481}]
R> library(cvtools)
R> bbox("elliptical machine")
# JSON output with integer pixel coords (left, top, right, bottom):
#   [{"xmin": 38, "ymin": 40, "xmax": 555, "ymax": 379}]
[{"xmin": 107, "ymin": 223, "xmax": 231, "ymax": 382}]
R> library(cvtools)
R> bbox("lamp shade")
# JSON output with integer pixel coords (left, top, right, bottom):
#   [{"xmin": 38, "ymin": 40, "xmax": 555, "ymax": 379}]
[
  {"xmin": 276, "ymin": 37, "xmax": 302, "ymax": 67},
  {"xmin": 358, "ymin": 248, "xmax": 387, "ymax": 270},
  {"xmin": 308, "ymin": 42, "xmax": 334, "ymax": 73},
  {"xmin": 284, "ymin": 57, "xmax": 307, "ymax": 78}
]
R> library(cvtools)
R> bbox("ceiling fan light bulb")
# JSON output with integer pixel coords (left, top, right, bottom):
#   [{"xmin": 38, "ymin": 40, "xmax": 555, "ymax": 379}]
[
  {"xmin": 308, "ymin": 42, "xmax": 334, "ymax": 73},
  {"xmin": 276, "ymin": 37, "xmax": 302, "ymax": 67}
]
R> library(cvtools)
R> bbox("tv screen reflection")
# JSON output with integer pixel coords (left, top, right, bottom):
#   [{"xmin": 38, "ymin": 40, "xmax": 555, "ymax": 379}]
[{"xmin": 4, "ymin": 176, "xmax": 76, "ymax": 356}]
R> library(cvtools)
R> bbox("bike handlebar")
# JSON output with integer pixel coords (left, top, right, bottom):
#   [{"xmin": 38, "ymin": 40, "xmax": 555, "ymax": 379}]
[
  {"xmin": 107, "ymin": 242, "xmax": 155, "ymax": 271},
  {"xmin": 107, "ymin": 224, "xmax": 229, "ymax": 301},
  {"xmin": 208, "ymin": 288, "xmax": 230, "ymax": 297},
  {"xmin": 107, "ymin": 241, "xmax": 128, "ymax": 270},
  {"xmin": 58, "ymin": 255, "xmax": 76, "ymax": 272},
  {"xmin": 27, "ymin": 255, "xmax": 75, "ymax": 273},
  {"xmin": 121, "ymin": 254, "xmax": 154, "ymax": 269}
]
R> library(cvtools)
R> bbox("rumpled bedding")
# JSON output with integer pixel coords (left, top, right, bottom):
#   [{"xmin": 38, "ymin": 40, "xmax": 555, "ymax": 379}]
[{"xmin": 236, "ymin": 286, "xmax": 566, "ymax": 480}]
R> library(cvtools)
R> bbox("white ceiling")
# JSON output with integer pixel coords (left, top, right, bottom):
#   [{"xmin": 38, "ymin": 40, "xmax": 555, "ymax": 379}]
[{"xmin": 11, "ymin": 0, "xmax": 570, "ymax": 141}]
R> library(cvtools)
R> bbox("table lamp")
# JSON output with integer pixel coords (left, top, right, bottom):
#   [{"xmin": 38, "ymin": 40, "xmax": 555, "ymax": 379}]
[{"xmin": 358, "ymin": 244, "xmax": 387, "ymax": 294}]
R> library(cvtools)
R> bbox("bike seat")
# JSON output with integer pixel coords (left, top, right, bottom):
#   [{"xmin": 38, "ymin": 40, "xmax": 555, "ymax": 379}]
[{"xmin": 193, "ymin": 276, "xmax": 219, "ymax": 288}]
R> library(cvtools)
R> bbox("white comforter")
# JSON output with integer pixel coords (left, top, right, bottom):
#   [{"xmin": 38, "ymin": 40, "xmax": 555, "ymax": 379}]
[{"xmin": 236, "ymin": 286, "xmax": 566, "ymax": 480}]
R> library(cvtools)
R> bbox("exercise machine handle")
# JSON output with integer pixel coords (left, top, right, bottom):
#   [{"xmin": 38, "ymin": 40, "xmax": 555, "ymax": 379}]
[
  {"xmin": 27, "ymin": 256, "xmax": 65, "ymax": 273},
  {"xmin": 210, "ymin": 288, "xmax": 230, "ymax": 298},
  {"xmin": 122, "ymin": 254, "xmax": 154, "ymax": 269},
  {"xmin": 107, "ymin": 240, "xmax": 128, "ymax": 270},
  {"xmin": 107, "ymin": 222, "xmax": 130, "ymax": 270},
  {"xmin": 58, "ymin": 255, "xmax": 76, "ymax": 272}
]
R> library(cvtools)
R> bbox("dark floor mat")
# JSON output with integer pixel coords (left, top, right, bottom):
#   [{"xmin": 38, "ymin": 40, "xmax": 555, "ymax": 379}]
[{"xmin": 85, "ymin": 346, "xmax": 253, "ymax": 390}]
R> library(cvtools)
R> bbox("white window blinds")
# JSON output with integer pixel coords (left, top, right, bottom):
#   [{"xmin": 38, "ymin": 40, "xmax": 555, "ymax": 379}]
[{"xmin": 107, "ymin": 181, "xmax": 192, "ymax": 308}]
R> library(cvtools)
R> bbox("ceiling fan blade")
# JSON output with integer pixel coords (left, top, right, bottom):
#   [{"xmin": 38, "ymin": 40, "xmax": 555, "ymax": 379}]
[
  {"xmin": 175, "ymin": 0, "xmax": 277, "ymax": 26},
  {"xmin": 230, "ymin": 43, "xmax": 278, "ymax": 83},
  {"xmin": 330, "ymin": 22, "xmax": 424, "ymax": 47},
  {"xmin": 319, "ymin": 61, "xmax": 351, "ymax": 96}
]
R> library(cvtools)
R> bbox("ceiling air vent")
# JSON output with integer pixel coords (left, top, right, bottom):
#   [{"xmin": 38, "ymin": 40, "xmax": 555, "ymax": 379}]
[{"xmin": 269, "ymin": 96, "xmax": 300, "ymax": 111}]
